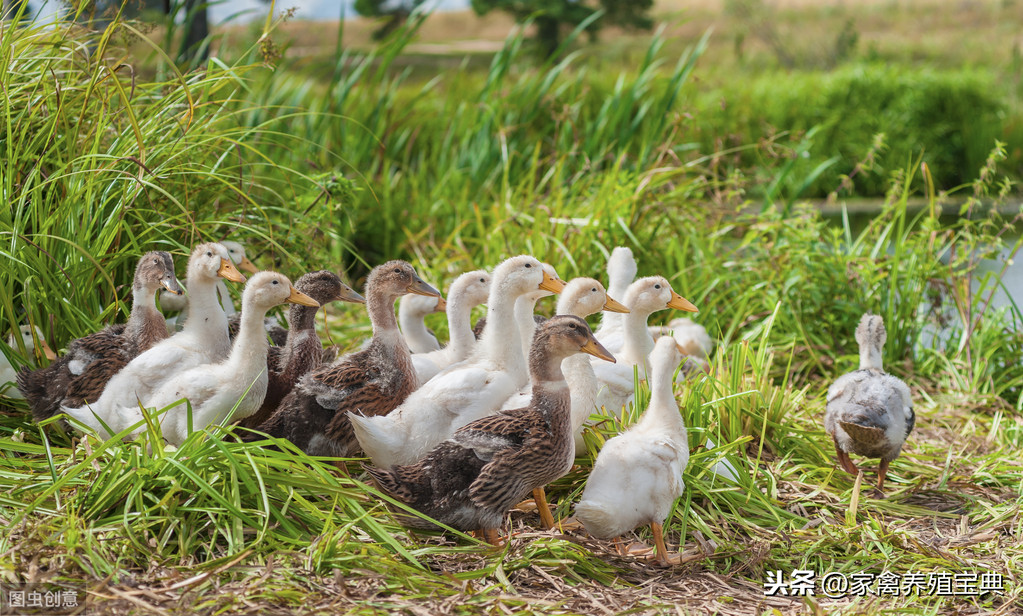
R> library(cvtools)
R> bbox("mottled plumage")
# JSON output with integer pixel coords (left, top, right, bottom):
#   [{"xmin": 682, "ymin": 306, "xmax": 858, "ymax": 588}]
[
  {"xmin": 825, "ymin": 313, "xmax": 914, "ymax": 490},
  {"xmin": 17, "ymin": 252, "xmax": 182, "ymax": 421},
  {"xmin": 238, "ymin": 271, "xmax": 365, "ymax": 429},
  {"xmin": 365, "ymin": 316, "xmax": 614, "ymax": 535},
  {"xmin": 251, "ymin": 261, "xmax": 439, "ymax": 458}
]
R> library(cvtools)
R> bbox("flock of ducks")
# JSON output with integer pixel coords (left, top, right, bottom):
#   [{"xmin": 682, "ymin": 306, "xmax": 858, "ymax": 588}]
[{"xmin": 2, "ymin": 242, "xmax": 915, "ymax": 565}]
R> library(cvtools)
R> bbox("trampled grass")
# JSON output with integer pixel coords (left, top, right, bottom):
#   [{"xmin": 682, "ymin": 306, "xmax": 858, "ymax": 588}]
[{"xmin": 1, "ymin": 7, "xmax": 1022, "ymax": 616}]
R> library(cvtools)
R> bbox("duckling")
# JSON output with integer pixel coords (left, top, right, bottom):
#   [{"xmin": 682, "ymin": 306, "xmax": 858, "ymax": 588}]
[
  {"xmin": 593, "ymin": 247, "xmax": 637, "ymax": 342},
  {"xmin": 162, "ymin": 239, "xmax": 259, "ymax": 329},
  {"xmin": 62, "ymin": 243, "xmax": 245, "ymax": 428},
  {"xmin": 399, "ymin": 293, "xmax": 446, "ymax": 354},
  {"xmin": 592, "ymin": 277, "xmax": 697, "ymax": 415},
  {"xmin": 238, "ymin": 271, "xmax": 365, "ymax": 429},
  {"xmin": 84, "ymin": 272, "xmax": 318, "ymax": 444},
  {"xmin": 576, "ymin": 336, "xmax": 689, "ymax": 566},
  {"xmin": 825, "ymin": 314, "xmax": 914, "ymax": 491},
  {"xmin": 365, "ymin": 316, "xmax": 615, "ymax": 540},
  {"xmin": 17, "ymin": 252, "xmax": 183, "ymax": 421},
  {"xmin": 410, "ymin": 270, "xmax": 491, "ymax": 385},
  {"xmin": 1, "ymin": 326, "xmax": 56, "ymax": 399},
  {"xmin": 348, "ymin": 255, "xmax": 563, "ymax": 469},
  {"xmin": 250, "ymin": 261, "xmax": 440, "ymax": 460}
]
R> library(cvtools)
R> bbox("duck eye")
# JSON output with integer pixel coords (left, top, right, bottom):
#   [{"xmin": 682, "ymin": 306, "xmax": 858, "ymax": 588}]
[
  {"xmin": 272, "ymin": 280, "xmax": 279, "ymax": 285},
  {"xmin": 206, "ymin": 251, "xmax": 213, "ymax": 257},
  {"xmin": 591, "ymin": 288, "xmax": 597, "ymax": 293},
  {"xmin": 480, "ymin": 278, "xmax": 485, "ymax": 283},
  {"xmin": 654, "ymin": 284, "xmax": 661, "ymax": 289},
  {"xmin": 394, "ymin": 268, "xmax": 402, "ymax": 274}
]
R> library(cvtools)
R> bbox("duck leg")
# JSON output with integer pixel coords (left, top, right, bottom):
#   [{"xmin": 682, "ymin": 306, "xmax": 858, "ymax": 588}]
[
  {"xmin": 651, "ymin": 522, "xmax": 671, "ymax": 567},
  {"xmin": 481, "ymin": 527, "xmax": 502, "ymax": 546},
  {"xmin": 877, "ymin": 458, "xmax": 889, "ymax": 491},
  {"xmin": 532, "ymin": 487, "xmax": 556, "ymax": 529},
  {"xmin": 834, "ymin": 437, "xmax": 859, "ymax": 475}
]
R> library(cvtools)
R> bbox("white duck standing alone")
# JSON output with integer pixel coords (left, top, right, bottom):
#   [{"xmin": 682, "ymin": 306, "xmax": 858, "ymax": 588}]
[
  {"xmin": 399, "ymin": 292, "xmax": 447, "ymax": 354},
  {"xmin": 63, "ymin": 243, "xmax": 245, "ymax": 431},
  {"xmin": 349, "ymin": 255, "xmax": 563, "ymax": 468},
  {"xmin": 410, "ymin": 270, "xmax": 491, "ymax": 385},
  {"xmin": 1, "ymin": 326, "xmax": 56, "ymax": 399},
  {"xmin": 576, "ymin": 336, "xmax": 690, "ymax": 566},
  {"xmin": 825, "ymin": 314, "xmax": 914, "ymax": 491}
]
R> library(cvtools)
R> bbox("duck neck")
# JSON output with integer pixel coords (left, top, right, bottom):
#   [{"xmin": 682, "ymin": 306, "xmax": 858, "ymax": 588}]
[
  {"xmin": 529, "ymin": 349, "xmax": 572, "ymax": 422},
  {"xmin": 227, "ymin": 301, "xmax": 271, "ymax": 375},
  {"xmin": 398, "ymin": 301, "xmax": 436, "ymax": 352},
  {"xmin": 216, "ymin": 279, "xmax": 236, "ymax": 316},
  {"xmin": 182, "ymin": 274, "xmax": 229, "ymax": 341},
  {"xmin": 644, "ymin": 359, "xmax": 684, "ymax": 433},
  {"xmin": 446, "ymin": 287, "xmax": 476, "ymax": 360},
  {"xmin": 564, "ymin": 353, "xmax": 596, "ymax": 432},
  {"xmin": 124, "ymin": 283, "xmax": 165, "ymax": 350},
  {"xmin": 479, "ymin": 282, "xmax": 524, "ymax": 379},
  {"xmin": 621, "ymin": 309, "xmax": 656, "ymax": 368},
  {"xmin": 367, "ymin": 286, "xmax": 406, "ymax": 353},
  {"xmin": 859, "ymin": 344, "xmax": 883, "ymax": 371},
  {"xmin": 515, "ymin": 294, "xmax": 542, "ymax": 363}
]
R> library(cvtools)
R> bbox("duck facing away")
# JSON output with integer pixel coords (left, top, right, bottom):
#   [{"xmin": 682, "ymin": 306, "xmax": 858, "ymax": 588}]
[
  {"xmin": 399, "ymin": 292, "xmax": 446, "ymax": 354},
  {"xmin": 17, "ymin": 252, "xmax": 182, "ymax": 421},
  {"xmin": 348, "ymin": 255, "xmax": 562, "ymax": 469},
  {"xmin": 576, "ymin": 336, "xmax": 690, "ymax": 566},
  {"xmin": 238, "ymin": 270, "xmax": 365, "ymax": 429},
  {"xmin": 825, "ymin": 314, "xmax": 914, "ymax": 491},
  {"xmin": 365, "ymin": 316, "xmax": 615, "ymax": 540},
  {"xmin": 410, "ymin": 270, "xmax": 491, "ymax": 386},
  {"xmin": 251, "ymin": 261, "xmax": 440, "ymax": 461},
  {"xmin": 2, "ymin": 326, "xmax": 56, "ymax": 399},
  {"xmin": 62, "ymin": 243, "xmax": 246, "ymax": 433}
]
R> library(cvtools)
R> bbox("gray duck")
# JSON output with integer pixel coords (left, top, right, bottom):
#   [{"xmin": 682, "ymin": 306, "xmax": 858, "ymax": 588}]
[
  {"xmin": 17, "ymin": 251, "xmax": 182, "ymax": 422},
  {"xmin": 365, "ymin": 315, "xmax": 615, "ymax": 542},
  {"xmin": 250, "ymin": 261, "xmax": 439, "ymax": 461},
  {"xmin": 825, "ymin": 313, "xmax": 914, "ymax": 491}
]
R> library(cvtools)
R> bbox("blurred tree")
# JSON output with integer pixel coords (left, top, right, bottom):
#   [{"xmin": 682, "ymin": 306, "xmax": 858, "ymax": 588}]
[
  {"xmin": 470, "ymin": 0, "xmax": 653, "ymax": 59},
  {"xmin": 354, "ymin": 0, "xmax": 425, "ymax": 40}
]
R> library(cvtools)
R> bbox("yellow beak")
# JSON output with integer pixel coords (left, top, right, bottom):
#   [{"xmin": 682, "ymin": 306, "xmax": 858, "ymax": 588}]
[
  {"xmin": 38, "ymin": 338, "xmax": 56, "ymax": 361},
  {"xmin": 667, "ymin": 290, "xmax": 698, "ymax": 312},
  {"xmin": 218, "ymin": 258, "xmax": 247, "ymax": 283},
  {"xmin": 287, "ymin": 287, "xmax": 320, "ymax": 307},
  {"xmin": 237, "ymin": 256, "xmax": 260, "ymax": 275},
  {"xmin": 580, "ymin": 337, "xmax": 615, "ymax": 363},
  {"xmin": 433, "ymin": 296, "xmax": 448, "ymax": 313},
  {"xmin": 602, "ymin": 295, "xmax": 630, "ymax": 313},
  {"xmin": 538, "ymin": 270, "xmax": 566, "ymax": 294}
]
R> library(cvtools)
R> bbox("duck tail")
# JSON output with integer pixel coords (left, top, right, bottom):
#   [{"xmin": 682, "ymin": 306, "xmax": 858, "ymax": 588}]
[
  {"xmin": 348, "ymin": 411, "xmax": 404, "ymax": 468},
  {"xmin": 362, "ymin": 463, "xmax": 411, "ymax": 502},
  {"xmin": 15, "ymin": 366, "xmax": 57, "ymax": 422},
  {"xmin": 839, "ymin": 420, "xmax": 886, "ymax": 444},
  {"xmin": 575, "ymin": 500, "xmax": 626, "ymax": 539}
]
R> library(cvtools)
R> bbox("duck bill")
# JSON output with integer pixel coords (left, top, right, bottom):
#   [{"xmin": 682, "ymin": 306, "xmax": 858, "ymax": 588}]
[
  {"xmin": 237, "ymin": 256, "xmax": 260, "ymax": 274},
  {"xmin": 602, "ymin": 295, "xmax": 630, "ymax": 313},
  {"xmin": 667, "ymin": 290, "xmax": 698, "ymax": 312},
  {"xmin": 338, "ymin": 286, "xmax": 366, "ymax": 304},
  {"xmin": 38, "ymin": 338, "xmax": 56, "ymax": 361},
  {"xmin": 407, "ymin": 277, "xmax": 442, "ymax": 298},
  {"xmin": 218, "ymin": 259, "xmax": 247, "ymax": 283},
  {"xmin": 538, "ymin": 271, "xmax": 566, "ymax": 294},
  {"xmin": 580, "ymin": 338, "xmax": 615, "ymax": 363},
  {"xmin": 161, "ymin": 277, "xmax": 184, "ymax": 296},
  {"xmin": 433, "ymin": 296, "xmax": 448, "ymax": 313},
  {"xmin": 287, "ymin": 287, "xmax": 320, "ymax": 307}
]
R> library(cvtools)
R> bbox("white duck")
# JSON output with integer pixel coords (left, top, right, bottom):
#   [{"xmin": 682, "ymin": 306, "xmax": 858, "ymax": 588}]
[
  {"xmin": 410, "ymin": 270, "xmax": 491, "ymax": 385},
  {"xmin": 591, "ymin": 276, "xmax": 697, "ymax": 416},
  {"xmin": 593, "ymin": 247, "xmax": 637, "ymax": 344},
  {"xmin": 162, "ymin": 239, "xmax": 259, "ymax": 329},
  {"xmin": 499, "ymin": 278, "xmax": 629, "ymax": 453},
  {"xmin": 74, "ymin": 273, "xmax": 317, "ymax": 443},
  {"xmin": 474, "ymin": 263, "xmax": 564, "ymax": 363},
  {"xmin": 1, "ymin": 326, "xmax": 55, "ymax": 399},
  {"xmin": 576, "ymin": 336, "xmax": 690, "ymax": 566},
  {"xmin": 398, "ymin": 292, "xmax": 446, "ymax": 354},
  {"xmin": 825, "ymin": 313, "xmax": 914, "ymax": 491},
  {"xmin": 349, "ymin": 255, "xmax": 564, "ymax": 468},
  {"xmin": 650, "ymin": 317, "xmax": 713, "ymax": 378},
  {"xmin": 63, "ymin": 243, "xmax": 246, "ymax": 429}
]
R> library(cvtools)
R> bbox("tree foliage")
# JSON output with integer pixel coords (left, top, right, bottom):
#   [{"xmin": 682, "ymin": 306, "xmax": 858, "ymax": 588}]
[
  {"xmin": 353, "ymin": 0, "xmax": 426, "ymax": 40},
  {"xmin": 471, "ymin": 0, "xmax": 653, "ymax": 58}
]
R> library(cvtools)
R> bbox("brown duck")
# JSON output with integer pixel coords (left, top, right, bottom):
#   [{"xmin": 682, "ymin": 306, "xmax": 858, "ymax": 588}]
[
  {"xmin": 365, "ymin": 315, "xmax": 615, "ymax": 542},
  {"xmin": 250, "ymin": 261, "xmax": 440, "ymax": 460},
  {"xmin": 238, "ymin": 270, "xmax": 365, "ymax": 429},
  {"xmin": 17, "ymin": 251, "xmax": 182, "ymax": 422}
]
